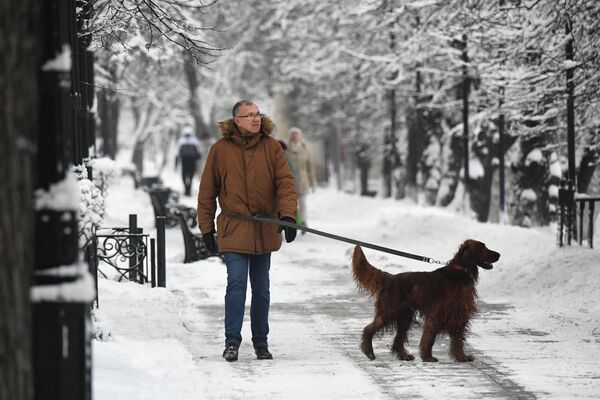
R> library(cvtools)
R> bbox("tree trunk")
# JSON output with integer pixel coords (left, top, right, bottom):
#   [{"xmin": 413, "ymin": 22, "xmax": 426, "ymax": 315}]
[
  {"xmin": 405, "ymin": 105, "xmax": 420, "ymax": 200},
  {"xmin": 382, "ymin": 127, "xmax": 393, "ymax": 198},
  {"xmin": 97, "ymin": 60, "xmax": 120, "ymax": 159},
  {"xmin": 97, "ymin": 89, "xmax": 108, "ymax": 155},
  {"xmin": 466, "ymin": 119, "xmax": 519, "ymax": 222},
  {"xmin": 438, "ymin": 133, "xmax": 463, "ymax": 206},
  {"xmin": 97, "ymin": 88, "xmax": 120, "ymax": 159},
  {"xmin": 469, "ymin": 170, "xmax": 495, "ymax": 222},
  {"xmin": 407, "ymin": 104, "xmax": 443, "ymax": 205},
  {"xmin": 130, "ymin": 98, "xmax": 144, "ymax": 173},
  {"xmin": 324, "ymin": 119, "xmax": 341, "ymax": 190},
  {"xmin": 0, "ymin": 1, "xmax": 39, "ymax": 399},
  {"xmin": 132, "ymin": 141, "xmax": 145, "ymax": 173},
  {"xmin": 183, "ymin": 53, "xmax": 210, "ymax": 139},
  {"xmin": 425, "ymin": 111, "xmax": 451, "ymax": 206},
  {"xmin": 510, "ymin": 135, "xmax": 552, "ymax": 226},
  {"xmin": 406, "ymin": 66, "xmax": 425, "ymax": 201},
  {"xmin": 356, "ymin": 142, "xmax": 373, "ymax": 196},
  {"xmin": 334, "ymin": 124, "xmax": 342, "ymax": 191}
]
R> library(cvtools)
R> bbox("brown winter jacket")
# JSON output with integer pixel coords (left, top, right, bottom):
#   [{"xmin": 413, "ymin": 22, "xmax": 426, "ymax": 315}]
[{"xmin": 197, "ymin": 116, "xmax": 297, "ymax": 254}]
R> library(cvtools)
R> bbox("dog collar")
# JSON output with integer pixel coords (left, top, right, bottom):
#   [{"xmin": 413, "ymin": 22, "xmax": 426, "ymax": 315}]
[{"xmin": 449, "ymin": 263, "xmax": 467, "ymax": 272}]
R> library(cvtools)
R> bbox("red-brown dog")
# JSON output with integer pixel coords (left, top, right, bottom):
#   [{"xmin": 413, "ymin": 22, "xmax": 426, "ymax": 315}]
[{"xmin": 352, "ymin": 240, "xmax": 500, "ymax": 362}]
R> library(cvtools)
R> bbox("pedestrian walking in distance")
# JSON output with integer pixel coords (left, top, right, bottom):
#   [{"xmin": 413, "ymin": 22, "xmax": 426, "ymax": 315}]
[
  {"xmin": 176, "ymin": 126, "xmax": 202, "ymax": 196},
  {"xmin": 197, "ymin": 100, "xmax": 298, "ymax": 362},
  {"xmin": 287, "ymin": 127, "xmax": 316, "ymax": 232}
]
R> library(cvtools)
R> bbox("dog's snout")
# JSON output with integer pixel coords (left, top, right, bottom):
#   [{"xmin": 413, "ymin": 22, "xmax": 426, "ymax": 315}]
[{"xmin": 490, "ymin": 251, "xmax": 500, "ymax": 262}]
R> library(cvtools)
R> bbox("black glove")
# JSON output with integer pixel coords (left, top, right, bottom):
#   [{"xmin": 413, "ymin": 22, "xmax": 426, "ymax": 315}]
[
  {"xmin": 279, "ymin": 216, "xmax": 297, "ymax": 243},
  {"xmin": 202, "ymin": 231, "xmax": 218, "ymax": 253}
]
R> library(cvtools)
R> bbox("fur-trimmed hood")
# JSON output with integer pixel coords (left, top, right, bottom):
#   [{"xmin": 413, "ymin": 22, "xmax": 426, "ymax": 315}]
[
  {"xmin": 218, "ymin": 115, "xmax": 275, "ymax": 139},
  {"xmin": 198, "ymin": 113, "xmax": 297, "ymax": 254}
]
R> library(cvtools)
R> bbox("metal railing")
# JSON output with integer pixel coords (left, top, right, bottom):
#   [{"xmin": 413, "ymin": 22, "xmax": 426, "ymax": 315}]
[
  {"xmin": 94, "ymin": 228, "xmax": 151, "ymax": 283},
  {"xmin": 558, "ymin": 184, "xmax": 598, "ymax": 249},
  {"xmin": 86, "ymin": 214, "xmax": 167, "ymax": 307},
  {"xmin": 576, "ymin": 195, "xmax": 600, "ymax": 249}
]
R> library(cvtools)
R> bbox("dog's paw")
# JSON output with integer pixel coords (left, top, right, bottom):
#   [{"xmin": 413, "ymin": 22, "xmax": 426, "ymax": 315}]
[
  {"xmin": 361, "ymin": 343, "xmax": 376, "ymax": 360},
  {"xmin": 397, "ymin": 353, "xmax": 415, "ymax": 361},
  {"xmin": 361, "ymin": 348, "xmax": 376, "ymax": 360},
  {"xmin": 421, "ymin": 356, "xmax": 439, "ymax": 362},
  {"xmin": 363, "ymin": 350, "xmax": 376, "ymax": 360},
  {"xmin": 455, "ymin": 355, "xmax": 475, "ymax": 362}
]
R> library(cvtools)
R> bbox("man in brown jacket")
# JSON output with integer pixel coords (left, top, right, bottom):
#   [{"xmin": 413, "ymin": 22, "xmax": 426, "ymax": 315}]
[{"xmin": 197, "ymin": 100, "xmax": 297, "ymax": 362}]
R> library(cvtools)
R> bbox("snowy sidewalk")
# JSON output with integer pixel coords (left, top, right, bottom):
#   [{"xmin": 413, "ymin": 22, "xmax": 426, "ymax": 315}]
[{"xmin": 92, "ymin": 178, "xmax": 600, "ymax": 399}]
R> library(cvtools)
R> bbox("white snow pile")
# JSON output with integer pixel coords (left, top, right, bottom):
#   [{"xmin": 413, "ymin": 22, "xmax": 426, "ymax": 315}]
[{"xmin": 91, "ymin": 175, "xmax": 600, "ymax": 400}]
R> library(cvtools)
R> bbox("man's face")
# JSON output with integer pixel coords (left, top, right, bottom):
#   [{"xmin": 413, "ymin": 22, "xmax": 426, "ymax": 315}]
[
  {"xmin": 290, "ymin": 131, "xmax": 301, "ymax": 143},
  {"xmin": 234, "ymin": 104, "xmax": 261, "ymax": 134}
]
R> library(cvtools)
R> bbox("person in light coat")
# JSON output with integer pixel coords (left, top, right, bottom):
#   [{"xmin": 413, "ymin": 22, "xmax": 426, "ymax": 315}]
[{"xmin": 287, "ymin": 127, "xmax": 316, "ymax": 230}]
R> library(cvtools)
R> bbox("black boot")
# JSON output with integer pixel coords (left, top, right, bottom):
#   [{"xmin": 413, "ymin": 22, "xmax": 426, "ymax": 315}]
[
  {"xmin": 255, "ymin": 346, "xmax": 273, "ymax": 360},
  {"xmin": 223, "ymin": 344, "xmax": 239, "ymax": 362}
]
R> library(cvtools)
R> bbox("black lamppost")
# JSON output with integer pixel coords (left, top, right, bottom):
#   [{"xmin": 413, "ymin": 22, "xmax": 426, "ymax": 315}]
[
  {"xmin": 33, "ymin": 1, "xmax": 93, "ymax": 399},
  {"xmin": 565, "ymin": 17, "xmax": 577, "ymax": 243},
  {"xmin": 461, "ymin": 34, "xmax": 470, "ymax": 197},
  {"xmin": 498, "ymin": 0, "xmax": 507, "ymax": 222},
  {"xmin": 498, "ymin": 88, "xmax": 506, "ymax": 222}
]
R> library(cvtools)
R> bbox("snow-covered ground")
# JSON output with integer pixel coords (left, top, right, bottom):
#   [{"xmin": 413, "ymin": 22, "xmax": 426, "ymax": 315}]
[{"xmin": 92, "ymin": 172, "xmax": 600, "ymax": 399}]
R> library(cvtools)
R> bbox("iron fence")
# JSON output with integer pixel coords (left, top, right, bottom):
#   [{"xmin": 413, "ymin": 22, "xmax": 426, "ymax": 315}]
[{"xmin": 94, "ymin": 227, "xmax": 152, "ymax": 284}]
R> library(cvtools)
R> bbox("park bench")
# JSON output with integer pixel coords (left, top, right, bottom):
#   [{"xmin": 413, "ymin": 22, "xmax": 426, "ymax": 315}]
[
  {"xmin": 136, "ymin": 175, "xmax": 162, "ymax": 189},
  {"xmin": 122, "ymin": 168, "xmax": 162, "ymax": 189},
  {"xmin": 172, "ymin": 206, "xmax": 223, "ymax": 263},
  {"xmin": 146, "ymin": 187, "xmax": 223, "ymax": 262},
  {"xmin": 147, "ymin": 187, "xmax": 180, "ymax": 228}
]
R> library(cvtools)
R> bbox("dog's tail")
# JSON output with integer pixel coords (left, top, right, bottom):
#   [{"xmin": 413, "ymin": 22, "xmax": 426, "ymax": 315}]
[{"xmin": 352, "ymin": 245, "xmax": 389, "ymax": 296}]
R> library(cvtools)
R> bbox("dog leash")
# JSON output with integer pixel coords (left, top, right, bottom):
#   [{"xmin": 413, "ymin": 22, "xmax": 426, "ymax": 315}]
[{"xmin": 231, "ymin": 214, "xmax": 447, "ymax": 265}]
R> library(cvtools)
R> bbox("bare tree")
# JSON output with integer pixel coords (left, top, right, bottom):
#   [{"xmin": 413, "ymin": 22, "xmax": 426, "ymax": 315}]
[
  {"xmin": 90, "ymin": 0, "xmax": 222, "ymax": 159},
  {"xmin": 189, "ymin": 0, "xmax": 600, "ymax": 223},
  {"xmin": 91, "ymin": 0, "xmax": 221, "ymax": 66}
]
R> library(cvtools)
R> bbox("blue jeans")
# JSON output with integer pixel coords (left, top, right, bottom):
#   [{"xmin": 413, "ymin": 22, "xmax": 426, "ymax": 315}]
[{"xmin": 222, "ymin": 252, "xmax": 271, "ymax": 348}]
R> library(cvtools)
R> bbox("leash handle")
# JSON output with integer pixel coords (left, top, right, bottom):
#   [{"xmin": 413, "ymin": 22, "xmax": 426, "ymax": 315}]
[{"xmin": 231, "ymin": 214, "xmax": 445, "ymax": 265}]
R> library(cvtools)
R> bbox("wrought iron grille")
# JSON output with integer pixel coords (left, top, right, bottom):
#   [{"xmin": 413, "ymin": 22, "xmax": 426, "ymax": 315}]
[{"xmin": 94, "ymin": 227, "xmax": 150, "ymax": 284}]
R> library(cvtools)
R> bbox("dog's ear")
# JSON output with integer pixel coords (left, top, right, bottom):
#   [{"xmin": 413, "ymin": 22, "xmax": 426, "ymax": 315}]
[
  {"xmin": 456, "ymin": 240, "xmax": 479, "ymax": 267},
  {"xmin": 455, "ymin": 240, "xmax": 471, "ymax": 259}
]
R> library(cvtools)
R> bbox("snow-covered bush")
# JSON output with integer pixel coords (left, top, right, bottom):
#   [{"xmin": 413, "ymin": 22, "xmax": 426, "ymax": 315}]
[
  {"xmin": 73, "ymin": 158, "xmax": 117, "ymax": 248},
  {"xmin": 88, "ymin": 157, "xmax": 118, "ymax": 198}
]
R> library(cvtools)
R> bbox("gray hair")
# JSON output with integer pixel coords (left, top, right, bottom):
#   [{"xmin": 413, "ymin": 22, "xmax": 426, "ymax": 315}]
[
  {"xmin": 232, "ymin": 100, "xmax": 255, "ymax": 117},
  {"xmin": 289, "ymin": 126, "xmax": 302, "ymax": 136}
]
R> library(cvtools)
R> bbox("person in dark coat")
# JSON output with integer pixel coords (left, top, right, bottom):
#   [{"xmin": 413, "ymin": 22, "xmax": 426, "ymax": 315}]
[{"xmin": 176, "ymin": 126, "xmax": 202, "ymax": 196}]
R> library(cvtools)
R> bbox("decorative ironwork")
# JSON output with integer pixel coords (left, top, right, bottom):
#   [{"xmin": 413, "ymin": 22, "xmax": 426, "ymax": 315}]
[
  {"xmin": 94, "ymin": 227, "xmax": 150, "ymax": 283},
  {"xmin": 78, "ymin": 219, "xmax": 98, "ymax": 250}
]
